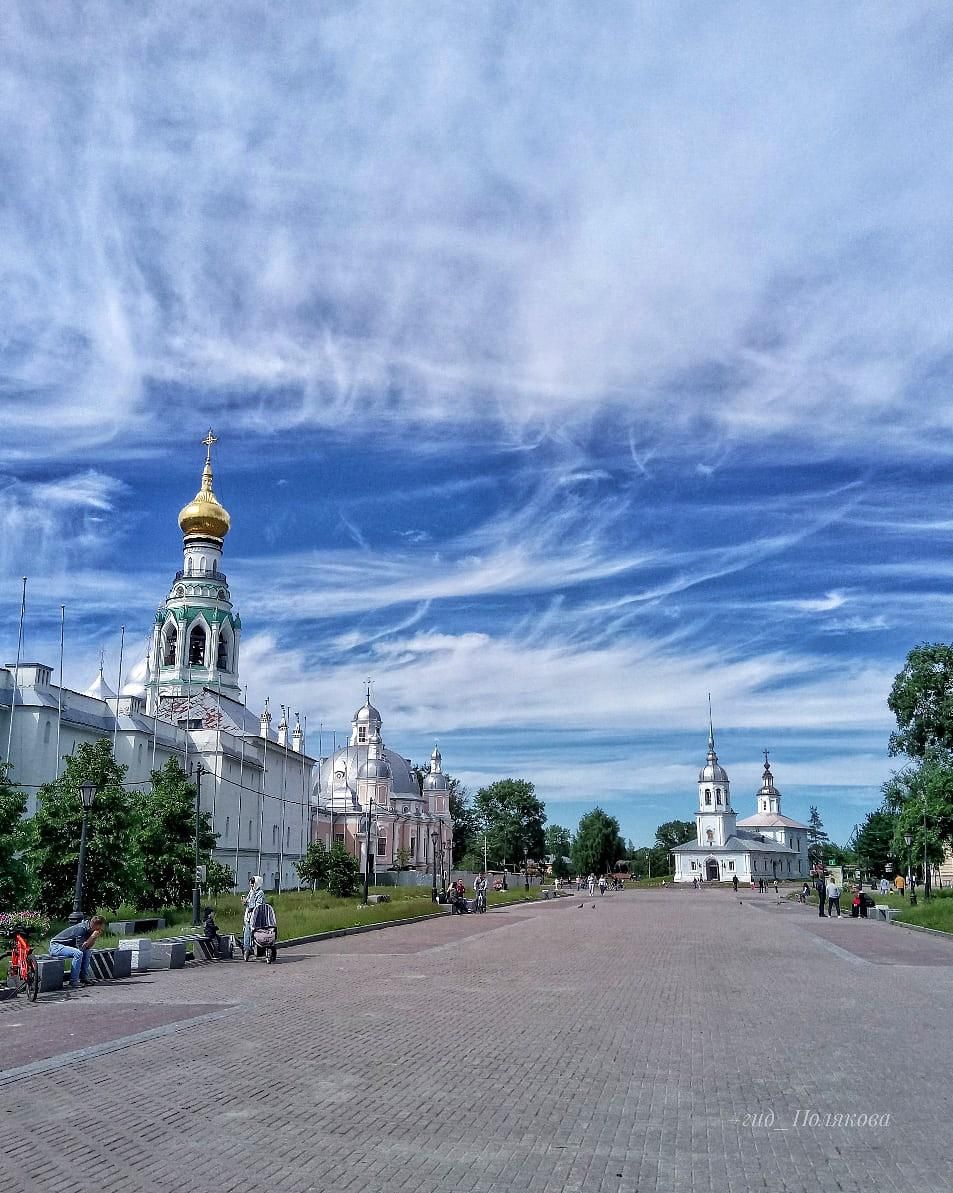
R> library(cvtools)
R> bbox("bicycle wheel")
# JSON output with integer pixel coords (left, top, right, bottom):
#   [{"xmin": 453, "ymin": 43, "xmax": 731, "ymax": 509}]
[{"xmin": 26, "ymin": 956, "xmax": 39, "ymax": 1002}]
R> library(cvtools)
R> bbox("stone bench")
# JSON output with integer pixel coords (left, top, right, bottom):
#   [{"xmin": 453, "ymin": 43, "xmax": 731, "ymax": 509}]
[
  {"xmin": 148, "ymin": 940, "xmax": 187, "ymax": 969},
  {"xmin": 35, "ymin": 947, "xmax": 133, "ymax": 992},
  {"xmin": 869, "ymin": 905, "xmax": 900, "ymax": 924},
  {"xmin": 108, "ymin": 917, "xmax": 166, "ymax": 936}
]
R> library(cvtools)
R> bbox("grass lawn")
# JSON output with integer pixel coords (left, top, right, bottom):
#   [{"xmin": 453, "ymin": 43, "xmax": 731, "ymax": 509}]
[{"xmin": 1, "ymin": 885, "xmax": 540, "ymax": 979}]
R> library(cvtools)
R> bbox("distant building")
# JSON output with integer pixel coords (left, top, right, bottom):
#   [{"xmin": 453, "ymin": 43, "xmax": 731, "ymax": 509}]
[{"xmin": 673, "ymin": 730, "xmax": 809, "ymax": 883}]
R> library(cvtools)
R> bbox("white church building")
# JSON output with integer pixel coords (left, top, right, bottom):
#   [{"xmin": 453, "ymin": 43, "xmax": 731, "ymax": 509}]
[
  {"xmin": 673, "ymin": 728, "xmax": 809, "ymax": 884},
  {"xmin": 0, "ymin": 434, "xmax": 451, "ymax": 893}
]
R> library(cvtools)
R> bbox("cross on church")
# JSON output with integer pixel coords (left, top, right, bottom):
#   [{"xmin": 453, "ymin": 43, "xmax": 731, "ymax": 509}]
[
  {"xmin": 203, "ymin": 429, "xmax": 218, "ymax": 462},
  {"xmin": 763, "ymin": 748, "xmax": 770, "ymax": 768}
]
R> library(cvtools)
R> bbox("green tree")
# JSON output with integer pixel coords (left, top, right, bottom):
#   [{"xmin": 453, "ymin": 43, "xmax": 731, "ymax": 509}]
[
  {"xmin": 0, "ymin": 763, "xmax": 30, "ymax": 901},
  {"xmin": 883, "ymin": 756, "xmax": 953, "ymax": 894},
  {"xmin": 475, "ymin": 778, "xmax": 546, "ymax": 868},
  {"xmin": 545, "ymin": 825, "xmax": 573, "ymax": 878},
  {"xmin": 654, "ymin": 819, "xmax": 696, "ymax": 851},
  {"xmin": 887, "ymin": 643, "xmax": 953, "ymax": 758},
  {"xmin": 806, "ymin": 806, "xmax": 829, "ymax": 868},
  {"xmin": 394, "ymin": 846, "xmax": 412, "ymax": 871},
  {"xmin": 328, "ymin": 841, "xmax": 360, "ymax": 897},
  {"xmin": 296, "ymin": 840, "xmax": 329, "ymax": 891},
  {"xmin": 26, "ymin": 740, "xmax": 134, "ymax": 917},
  {"xmin": 204, "ymin": 858, "xmax": 234, "ymax": 898},
  {"xmin": 571, "ymin": 807, "xmax": 625, "ymax": 876},
  {"xmin": 448, "ymin": 778, "xmax": 481, "ymax": 864},
  {"xmin": 628, "ymin": 845, "xmax": 669, "ymax": 879},
  {"xmin": 0, "ymin": 763, "xmax": 30, "ymax": 908},
  {"xmin": 132, "ymin": 758, "xmax": 217, "ymax": 909}
]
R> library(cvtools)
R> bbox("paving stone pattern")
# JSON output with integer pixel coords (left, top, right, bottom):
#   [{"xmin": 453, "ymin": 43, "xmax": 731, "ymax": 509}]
[{"xmin": 2, "ymin": 890, "xmax": 953, "ymax": 1193}]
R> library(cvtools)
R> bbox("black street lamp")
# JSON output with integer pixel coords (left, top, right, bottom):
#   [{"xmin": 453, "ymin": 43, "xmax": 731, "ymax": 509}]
[
  {"xmin": 68, "ymin": 781, "xmax": 97, "ymax": 924},
  {"xmin": 362, "ymin": 798, "xmax": 375, "ymax": 905},
  {"xmin": 431, "ymin": 830, "xmax": 439, "ymax": 903},
  {"xmin": 524, "ymin": 850, "xmax": 529, "ymax": 893},
  {"xmin": 191, "ymin": 763, "xmax": 204, "ymax": 926},
  {"xmin": 923, "ymin": 799, "xmax": 932, "ymax": 901},
  {"xmin": 905, "ymin": 832, "xmax": 916, "ymax": 907}
]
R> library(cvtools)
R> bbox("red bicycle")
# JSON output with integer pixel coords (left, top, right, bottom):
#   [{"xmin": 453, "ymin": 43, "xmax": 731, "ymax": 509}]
[{"xmin": 3, "ymin": 929, "xmax": 39, "ymax": 1002}]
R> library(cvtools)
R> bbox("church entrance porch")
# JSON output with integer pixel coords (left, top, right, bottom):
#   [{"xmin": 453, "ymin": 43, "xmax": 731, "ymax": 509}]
[{"xmin": 705, "ymin": 858, "xmax": 720, "ymax": 882}]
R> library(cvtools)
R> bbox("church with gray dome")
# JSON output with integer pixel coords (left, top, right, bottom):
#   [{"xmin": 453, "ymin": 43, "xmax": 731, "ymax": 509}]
[{"xmin": 672, "ymin": 727, "xmax": 809, "ymax": 884}]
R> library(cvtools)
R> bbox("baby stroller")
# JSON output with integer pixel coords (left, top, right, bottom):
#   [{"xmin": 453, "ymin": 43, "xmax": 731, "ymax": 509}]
[{"xmin": 244, "ymin": 902, "xmax": 278, "ymax": 964}]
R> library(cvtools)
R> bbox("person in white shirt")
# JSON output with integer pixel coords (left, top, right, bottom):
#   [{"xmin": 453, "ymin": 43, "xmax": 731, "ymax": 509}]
[
  {"xmin": 879, "ymin": 877, "xmax": 890, "ymax": 896},
  {"xmin": 825, "ymin": 879, "xmax": 841, "ymax": 917},
  {"xmin": 587, "ymin": 874, "xmax": 595, "ymax": 896},
  {"xmin": 473, "ymin": 872, "xmax": 488, "ymax": 910}
]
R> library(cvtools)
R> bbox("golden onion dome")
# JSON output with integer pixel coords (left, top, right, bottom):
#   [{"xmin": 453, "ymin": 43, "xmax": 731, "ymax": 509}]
[{"xmin": 178, "ymin": 437, "xmax": 231, "ymax": 539}]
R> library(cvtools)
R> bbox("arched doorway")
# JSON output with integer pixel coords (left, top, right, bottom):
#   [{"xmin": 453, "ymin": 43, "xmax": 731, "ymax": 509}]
[{"xmin": 705, "ymin": 858, "xmax": 720, "ymax": 882}]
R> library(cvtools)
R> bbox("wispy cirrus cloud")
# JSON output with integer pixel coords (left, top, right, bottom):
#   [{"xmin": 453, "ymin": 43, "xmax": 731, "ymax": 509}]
[{"xmin": 2, "ymin": 4, "xmax": 952, "ymax": 464}]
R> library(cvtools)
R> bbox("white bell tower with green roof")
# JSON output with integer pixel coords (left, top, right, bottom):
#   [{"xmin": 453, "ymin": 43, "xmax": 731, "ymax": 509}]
[{"xmin": 146, "ymin": 430, "xmax": 242, "ymax": 713}]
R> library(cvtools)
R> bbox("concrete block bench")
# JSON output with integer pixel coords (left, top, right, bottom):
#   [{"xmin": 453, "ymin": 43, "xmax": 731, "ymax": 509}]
[
  {"xmin": 108, "ymin": 917, "xmax": 166, "ymax": 936},
  {"xmin": 173, "ymin": 932, "xmax": 234, "ymax": 962},
  {"xmin": 149, "ymin": 940, "xmax": 187, "ymax": 969},
  {"xmin": 34, "ymin": 947, "xmax": 133, "ymax": 992},
  {"xmin": 117, "ymin": 937, "xmax": 153, "ymax": 972},
  {"xmin": 870, "ymin": 905, "xmax": 900, "ymax": 923}
]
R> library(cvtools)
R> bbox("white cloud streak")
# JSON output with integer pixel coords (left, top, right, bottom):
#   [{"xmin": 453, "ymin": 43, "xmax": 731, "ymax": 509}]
[{"xmin": 1, "ymin": 4, "xmax": 952, "ymax": 462}]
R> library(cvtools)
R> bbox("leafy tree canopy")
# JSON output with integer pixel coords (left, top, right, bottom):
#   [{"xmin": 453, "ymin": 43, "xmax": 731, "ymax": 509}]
[
  {"xmin": 853, "ymin": 808, "xmax": 898, "ymax": 876},
  {"xmin": 296, "ymin": 839, "xmax": 330, "ymax": 891},
  {"xmin": 26, "ymin": 740, "xmax": 134, "ymax": 918},
  {"xmin": 132, "ymin": 758, "xmax": 216, "ymax": 909},
  {"xmin": 883, "ymin": 756, "xmax": 953, "ymax": 875},
  {"xmin": 571, "ymin": 807, "xmax": 625, "ymax": 876},
  {"xmin": 545, "ymin": 824, "xmax": 573, "ymax": 878},
  {"xmin": 475, "ymin": 778, "xmax": 546, "ymax": 867},
  {"xmin": 888, "ymin": 643, "xmax": 953, "ymax": 758},
  {"xmin": 447, "ymin": 777, "xmax": 480, "ymax": 864},
  {"xmin": 327, "ymin": 841, "xmax": 360, "ymax": 898},
  {"xmin": 0, "ymin": 763, "xmax": 30, "ymax": 909},
  {"xmin": 654, "ymin": 819, "xmax": 695, "ymax": 851}
]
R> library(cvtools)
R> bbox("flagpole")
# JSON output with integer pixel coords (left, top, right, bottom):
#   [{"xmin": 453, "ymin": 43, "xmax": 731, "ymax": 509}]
[
  {"xmin": 112, "ymin": 625, "xmax": 125, "ymax": 754},
  {"xmin": 4, "ymin": 577, "xmax": 27, "ymax": 765},
  {"xmin": 54, "ymin": 604, "xmax": 66, "ymax": 779}
]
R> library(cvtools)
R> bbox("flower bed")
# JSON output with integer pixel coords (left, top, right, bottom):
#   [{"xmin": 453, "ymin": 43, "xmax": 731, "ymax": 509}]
[{"xmin": 0, "ymin": 911, "xmax": 52, "ymax": 941}]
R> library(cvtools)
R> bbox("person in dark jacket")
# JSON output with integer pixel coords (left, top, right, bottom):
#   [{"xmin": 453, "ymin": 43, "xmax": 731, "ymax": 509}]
[
  {"xmin": 815, "ymin": 875, "xmax": 827, "ymax": 917},
  {"xmin": 203, "ymin": 907, "xmax": 221, "ymax": 948}
]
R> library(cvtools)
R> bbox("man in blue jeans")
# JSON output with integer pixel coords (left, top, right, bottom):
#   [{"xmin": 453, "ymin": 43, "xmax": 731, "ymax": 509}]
[{"xmin": 49, "ymin": 915, "xmax": 106, "ymax": 989}]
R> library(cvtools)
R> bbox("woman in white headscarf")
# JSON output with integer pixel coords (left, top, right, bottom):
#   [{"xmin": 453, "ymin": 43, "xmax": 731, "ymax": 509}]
[{"xmin": 243, "ymin": 875, "xmax": 264, "ymax": 958}]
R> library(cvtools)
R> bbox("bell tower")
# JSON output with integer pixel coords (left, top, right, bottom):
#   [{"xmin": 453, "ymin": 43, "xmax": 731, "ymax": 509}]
[
  {"xmin": 695, "ymin": 711, "xmax": 738, "ymax": 849},
  {"xmin": 146, "ymin": 431, "xmax": 242, "ymax": 713}
]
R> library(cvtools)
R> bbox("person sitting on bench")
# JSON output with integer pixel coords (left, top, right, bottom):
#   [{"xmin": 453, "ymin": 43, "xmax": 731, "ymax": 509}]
[{"xmin": 49, "ymin": 915, "xmax": 106, "ymax": 989}]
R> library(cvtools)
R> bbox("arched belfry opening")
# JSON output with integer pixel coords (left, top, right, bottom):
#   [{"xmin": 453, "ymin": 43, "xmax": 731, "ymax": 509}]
[
  {"xmin": 162, "ymin": 623, "xmax": 177, "ymax": 666},
  {"xmin": 189, "ymin": 624, "xmax": 207, "ymax": 666}
]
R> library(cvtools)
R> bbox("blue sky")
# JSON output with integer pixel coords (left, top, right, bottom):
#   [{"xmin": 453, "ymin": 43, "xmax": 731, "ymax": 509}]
[{"xmin": 2, "ymin": 3, "xmax": 953, "ymax": 847}]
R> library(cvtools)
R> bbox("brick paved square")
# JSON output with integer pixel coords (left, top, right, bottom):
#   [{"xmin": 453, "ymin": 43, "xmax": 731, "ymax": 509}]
[{"xmin": 2, "ymin": 891, "xmax": 952, "ymax": 1192}]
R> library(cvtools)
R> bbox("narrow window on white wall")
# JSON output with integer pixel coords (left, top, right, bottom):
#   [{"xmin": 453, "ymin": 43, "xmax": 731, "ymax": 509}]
[{"xmin": 43, "ymin": 720, "xmax": 51, "ymax": 744}]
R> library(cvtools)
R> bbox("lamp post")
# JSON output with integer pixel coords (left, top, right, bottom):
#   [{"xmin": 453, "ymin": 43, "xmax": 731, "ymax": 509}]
[
  {"xmin": 191, "ymin": 763, "xmax": 204, "ymax": 926},
  {"xmin": 905, "ymin": 832, "xmax": 916, "ymax": 907},
  {"xmin": 362, "ymin": 798, "xmax": 375, "ymax": 905},
  {"xmin": 524, "ymin": 849, "xmax": 529, "ymax": 893},
  {"xmin": 68, "ymin": 781, "xmax": 97, "ymax": 924},
  {"xmin": 923, "ymin": 799, "xmax": 931, "ymax": 901},
  {"xmin": 431, "ymin": 830, "xmax": 439, "ymax": 903}
]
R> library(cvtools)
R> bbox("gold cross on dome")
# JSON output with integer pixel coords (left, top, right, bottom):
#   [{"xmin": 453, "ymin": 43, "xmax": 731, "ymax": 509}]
[{"xmin": 202, "ymin": 429, "xmax": 218, "ymax": 462}]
